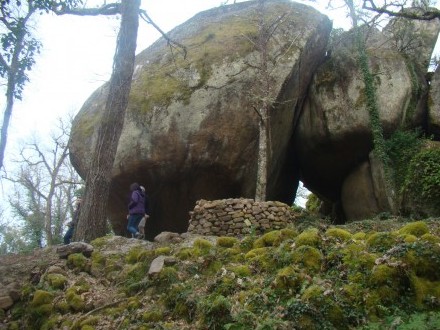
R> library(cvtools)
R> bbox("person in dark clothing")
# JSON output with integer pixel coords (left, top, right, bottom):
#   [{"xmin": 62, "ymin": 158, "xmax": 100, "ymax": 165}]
[
  {"xmin": 127, "ymin": 182, "xmax": 145, "ymax": 238},
  {"xmin": 137, "ymin": 186, "xmax": 150, "ymax": 239},
  {"xmin": 64, "ymin": 197, "xmax": 82, "ymax": 244}
]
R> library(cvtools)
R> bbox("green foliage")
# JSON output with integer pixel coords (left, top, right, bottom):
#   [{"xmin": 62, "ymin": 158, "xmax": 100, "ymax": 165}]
[
  {"xmin": 325, "ymin": 228, "xmax": 352, "ymax": 242},
  {"xmin": 30, "ymin": 290, "xmax": 54, "ymax": 307},
  {"xmin": 162, "ymin": 283, "xmax": 196, "ymax": 321},
  {"xmin": 142, "ymin": 309, "xmax": 164, "ymax": 323},
  {"xmin": 198, "ymin": 294, "xmax": 232, "ymax": 329},
  {"xmin": 385, "ymin": 129, "xmax": 422, "ymax": 193},
  {"xmin": 228, "ymin": 264, "xmax": 252, "ymax": 277},
  {"xmin": 272, "ymin": 266, "xmax": 304, "ymax": 291},
  {"xmin": 193, "ymin": 238, "xmax": 214, "ymax": 251},
  {"xmin": 6, "ymin": 218, "xmax": 440, "ymax": 329},
  {"xmin": 305, "ymin": 194, "xmax": 321, "ymax": 213},
  {"xmin": 125, "ymin": 246, "xmax": 145, "ymax": 264},
  {"xmin": 398, "ymin": 221, "xmax": 429, "ymax": 237},
  {"xmin": 295, "ymin": 227, "xmax": 321, "ymax": 248},
  {"xmin": 67, "ymin": 253, "xmax": 91, "ymax": 273},
  {"xmin": 217, "ymin": 236, "xmax": 239, "ymax": 248},
  {"xmin": 363, "ymin": 311, "xmax": 440, "ymax": 329},
  {"xmin": 366, "ymin": 232, "xmax": 398, "ymax": 253},
  {"xmin": 404, "ymin": 148, "xmax": 440, "ymax": 212},
  {"xmin": 45, "ymin": 273, "xmax": 68, "ymax": 290},
  {"xmin": 291, "ymin": 245, "xmax": 323, "ymax": 273},
  {"xmin": 65, "ymin": 285, "xmax": 88, "ymax": 312},
  {"xmin": 253, "ymin": 228, "xmax": 297, "ymax": 248}
]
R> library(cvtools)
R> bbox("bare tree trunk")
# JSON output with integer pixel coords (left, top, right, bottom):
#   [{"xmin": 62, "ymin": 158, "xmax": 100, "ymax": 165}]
[
  {"xmin": 255, "ymin": 115, "xmax": 268, "ymax": 201},
  {"xmin": 0, "ymin": 81, "xmax": 15, "ymax": 170},
  {"xmin": 0, "ymin": 6, "xmax": 35, "ymax": 170},
  {"xmin": 74, "ymin": 0, "xmax": 140, "ymax": 242},
  {"xmin": 254, "ymin": 0, "xmax": 271, "ymax": 202}
]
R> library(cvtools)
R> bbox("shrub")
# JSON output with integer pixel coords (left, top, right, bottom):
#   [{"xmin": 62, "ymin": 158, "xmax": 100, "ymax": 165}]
[
  {"xmin": 385, "ymin": 129, "xmax": 422, "ymax": 192},
  {"xmin": 198, "ymin": 294, "xmax": 232, "ymax": 329},
  {"xmin": 305, "ymin": 194, "xmax": 321, "ymax": 213},
  {"xmin": 403, "ymin": 147, "xmax": 440, "ymax": 215}
]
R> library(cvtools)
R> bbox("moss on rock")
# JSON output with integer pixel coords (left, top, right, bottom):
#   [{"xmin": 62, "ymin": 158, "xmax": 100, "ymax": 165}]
[
  {"xmin": 228, "ymin": 264, "xmax": 252, "ymax": 277},
  {"xmin": 45, "ymin": 273, "xmax": 68, "ymax": 290},
  {"xmin": 409, "ymin": 274, "xmax": 440, "ymax": 308},
  {"xmin": 216, "ymin": 236, "xmax": 239, "ymax": 248},
  {"xmin": 125, "ymin": 246, "xmax": 146, "ymax": 264},
  {"xmin": 421, "ymin": 233, "xmax": 440, "ymax": 243},
  {"xmin": 253, "ymin": 228, "xmax": 296, "ymax": 248},
  {"xmin": 31, "ymin": 290, "xmax": 54, "ymax": 307},
  {"xmin": 352, "ymin": 232, "xmax": 366, "ymax": 240},
  {"xmin": 154, "ymin": 246, "xmax": 172, "ymax": 256},
  {"xmin": 366, "ymin": 232, "xmax": 398, "ymax": 252},
  {"xmin": 292, "ymin": 245, "xmax": 323, "ymax": 273},
  {"xmin": 65, "ymin": 286, "xmax": 87, "ymax": 312},
  {"xmin": 272, "ymin": 266, "xmax": 305, "ymax": 291},
  {"xmin": 398, "ymin": 221, "xmax": 430, "ymax": 237},
  {"xmin": 295, "ymin": 228, "xmax": 321, "ymax": 248},
  {"xmin": 67, "ymin": 253, "xmax": 91, "ymax": 273},
  {"xmin": 142, "ymin": 309, "xmax": 164, "ymax": 323},
  {"xmin": 325, "ymin": 228, "xmax": 352, "ymax": 241},
  {"xmin": 193, "ymin": 238, "xmax": 214, "ymax": 251}
]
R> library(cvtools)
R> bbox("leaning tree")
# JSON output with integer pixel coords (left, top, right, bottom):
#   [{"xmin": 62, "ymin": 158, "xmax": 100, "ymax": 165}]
[{"xmin": 54, "ymin": 0, "xmax": 185, "ymax": 242}]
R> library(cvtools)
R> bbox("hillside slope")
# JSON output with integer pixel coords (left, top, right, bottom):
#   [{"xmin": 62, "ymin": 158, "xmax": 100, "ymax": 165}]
[{"xmin": 1, "ymin": 215, "xmax": 440, "ymax": 329}]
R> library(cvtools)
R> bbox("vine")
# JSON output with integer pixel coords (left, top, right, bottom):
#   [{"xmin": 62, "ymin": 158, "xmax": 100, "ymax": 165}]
[
  {"xmin": 403, "ymin": 56, "xmax": 422, "ymax": 127},
  {"xmin": 403, "ymin": 148, "xmax": 440, "ymax": 213},
  {"xmin": 355, "ymin": 28, "xmax": 396, "ymax": 212},
  {"xmin": 385, "ymin": 129, "xmax": 422, "ymax": 205}
]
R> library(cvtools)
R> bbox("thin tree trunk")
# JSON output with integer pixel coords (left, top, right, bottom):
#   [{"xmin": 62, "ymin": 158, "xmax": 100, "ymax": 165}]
[
  {"xmin": 74, "ymin": 0, "xmax": 140, "ymax": 242},
  {"xmin": 0, "ymin": 8, "xmax": 34, "ymax": 170},
  {"xmin": 0, "ymin": 83, "xmax": 15, "ymax": 170},
  {"xmin": 255, "ymin": 0, "xmax": 271, "ymax": 202},
  {"xmin": 255, "ymin": 113, "xmax": 268, "ymax": 201}
]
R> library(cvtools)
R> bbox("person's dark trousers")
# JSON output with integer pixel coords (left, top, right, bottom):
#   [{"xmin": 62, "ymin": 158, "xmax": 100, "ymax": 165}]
[
  {"xmin": 127, "ymin": 214, "xmax": 143, "ymax": 237},
  {"xmin": 64, "ymin": 226, "xmax": 74, "ymax": 244}
]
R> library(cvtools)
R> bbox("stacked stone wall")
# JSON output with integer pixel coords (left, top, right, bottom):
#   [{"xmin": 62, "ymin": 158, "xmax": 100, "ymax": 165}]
[{"xmin": 188, "ymin": 198, "xmax": 296, "ymax": 236}]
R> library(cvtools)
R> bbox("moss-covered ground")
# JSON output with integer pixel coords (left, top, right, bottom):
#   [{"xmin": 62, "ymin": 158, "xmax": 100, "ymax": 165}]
[{"xmin": 2, "ymin": 213, "xmax": 440, "ymax": 329}]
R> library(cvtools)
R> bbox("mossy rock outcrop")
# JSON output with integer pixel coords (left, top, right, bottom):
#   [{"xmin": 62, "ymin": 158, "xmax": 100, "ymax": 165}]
[
  {"xmin": 295, "ymin": 17, "xmax": 440, "ymax": 221},
  {"xmin": 68, "ymin": 0, "xmax": 332, "ymax": 237}
]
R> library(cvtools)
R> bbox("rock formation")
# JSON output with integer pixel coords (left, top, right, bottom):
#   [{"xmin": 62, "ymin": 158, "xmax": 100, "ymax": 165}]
[
  {"xmin": 294, "ymin": 17, "xmax": 440, "ymax": 220},
  {"xmin": 69, "ymin": 0, "xmax": 332, "ymax": 236},
  {"xmin": 70, "ymin": 0, "xmax": 440, "ymax": 228},
  {"xmin": 429, "ymin": 65, "xmax": 440, "ymax": 138}
]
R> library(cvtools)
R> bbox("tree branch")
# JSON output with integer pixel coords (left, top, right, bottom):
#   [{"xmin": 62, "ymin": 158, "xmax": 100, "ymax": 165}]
[
  {"xmin": 139, "ymin": 9, "xmax": 187, "ymax": 59},
  {"xmin": 53, "ymin": 3, "xmax": 121, "ymax": 16},
  {"xmin": 362, "ymin": 0, "xmax": 440, "ymax": 20}
]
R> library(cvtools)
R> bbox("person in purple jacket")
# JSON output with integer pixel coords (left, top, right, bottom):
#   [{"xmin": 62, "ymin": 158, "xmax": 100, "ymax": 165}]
[{"xmin": 127, "ymin": 182, "xmax": 145, "ymax": 238}]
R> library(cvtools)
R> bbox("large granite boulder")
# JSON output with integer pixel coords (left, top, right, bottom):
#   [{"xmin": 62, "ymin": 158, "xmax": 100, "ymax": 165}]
[
  {"xmin": 69, "ymin": 0, "xmax": 332, "ymax": 237},
  {"xmin": 429, "ymin": 65, "xmax": 440, "ymax": 138},
  {"xmin": 294, "ymin": 19, "xmax": 439, "ymax": 219},
  {"xmin": 383, "ymin": 7, "xmax": 440, "ymax": 70}
]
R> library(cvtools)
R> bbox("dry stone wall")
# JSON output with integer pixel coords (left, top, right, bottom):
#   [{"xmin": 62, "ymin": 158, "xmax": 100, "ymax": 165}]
[{"xmin": 188, "ymin": 198, "xmax": 296, "ymax": 236}]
